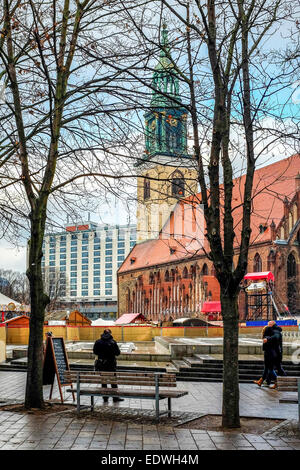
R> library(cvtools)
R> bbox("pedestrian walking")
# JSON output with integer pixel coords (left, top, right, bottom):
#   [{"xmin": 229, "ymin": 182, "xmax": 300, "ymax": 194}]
[
  {"xmin": 268, "ymin": 320, "xmax": 286, "ymax": 384},
  {"xmin": 254, "ymin": 325, "xmax": 278, "ymax": 388},
  {"xmin": 93, "ymin": 329, "xmax": 124, "ymax": 403}
]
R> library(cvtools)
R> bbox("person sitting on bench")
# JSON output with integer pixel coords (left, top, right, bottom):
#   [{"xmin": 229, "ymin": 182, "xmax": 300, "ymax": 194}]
[{"xmin": 93, "ymin": 329, "xmax": 124, "ymax": 403}]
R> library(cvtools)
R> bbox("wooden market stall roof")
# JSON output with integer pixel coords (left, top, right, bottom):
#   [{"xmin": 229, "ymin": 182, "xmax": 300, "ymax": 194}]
[
  {"xmin": 115, "ymin": 313, "xmax": 147, "ymax": 325},
  {"xmin": 5, "ymin": 315, "xmax": 30, "ymax": 327},
  {"xmin": 44, "ymin": 309, "xmax": 92, "ymax": 325},
  {"xmin": 201, "ymin": 301, "xmax": 222, "ymax": 314},
  {"xmin": 243, "ymin": 271, "xmax": 275, "ymax": 281}
]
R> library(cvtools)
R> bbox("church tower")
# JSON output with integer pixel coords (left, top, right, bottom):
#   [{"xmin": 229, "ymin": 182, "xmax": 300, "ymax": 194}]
[{"xmin": 136, "ymin": 24, "xmax": 198, "ymax": 242}]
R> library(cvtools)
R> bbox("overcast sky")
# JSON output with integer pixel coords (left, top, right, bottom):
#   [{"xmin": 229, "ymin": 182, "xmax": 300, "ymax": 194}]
[
  {"xmin": 0, "ymin": 5, "xmax": 298, "ymax": 275},
  {"xmin": 0, "ymin": 241, "xmax": 27, "ymax": 273}
]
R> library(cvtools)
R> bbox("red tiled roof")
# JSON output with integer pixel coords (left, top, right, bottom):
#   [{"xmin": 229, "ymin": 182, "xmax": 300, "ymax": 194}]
[{"xmin": 119, "ymin": 154, "xmax": 300, "ymax": 273}]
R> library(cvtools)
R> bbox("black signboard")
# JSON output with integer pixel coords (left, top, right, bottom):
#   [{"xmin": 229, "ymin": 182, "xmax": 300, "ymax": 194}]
[{"xmin": 43, "ymin": 334, "xmax": 74, "ymax": 402}]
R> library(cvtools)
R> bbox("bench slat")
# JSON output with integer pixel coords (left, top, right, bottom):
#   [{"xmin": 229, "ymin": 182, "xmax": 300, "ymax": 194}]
[
  {"xmin": 65, "ymin": 371, "xmax": 175, "ymax": 377},
  {"xmin": 64, "ymin": 371, "xmax": 177, "ymax": 387},
  {"xmin": 64, "ymin": 372, "xmax": 176, "ymax": 380},
  {"xmin": 64, "ymin": 371, "xmax": 175, "ymax": 377},
  {"xmin": 66, "ymin": 380, "xmax": 176, "ymax": 387},
  {"xmin": 65, "ymin": 375, "xmax": 176, "ymax": 386},
  {"xmin": 67, "ymin": 388, "xmax": 188, "ymax": 399},
  {"xmin": 65, "ymin": 375, "xmax": 175, "ymax": 381}
]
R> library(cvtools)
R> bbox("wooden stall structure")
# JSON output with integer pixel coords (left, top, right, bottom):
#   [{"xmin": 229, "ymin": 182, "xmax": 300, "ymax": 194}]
[{"xmin": 243, "ymin": 271, "xmax": 276, "ymax": 321}]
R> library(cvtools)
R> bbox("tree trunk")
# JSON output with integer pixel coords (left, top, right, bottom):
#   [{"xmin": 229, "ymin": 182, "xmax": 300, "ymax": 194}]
[
  {"xmin": 25, "ymin": 203, "xmax": 49, "ymax": 409},
  {"xmin": 221, "ymin": 291, "xmax": 240, "ymax": 428}
]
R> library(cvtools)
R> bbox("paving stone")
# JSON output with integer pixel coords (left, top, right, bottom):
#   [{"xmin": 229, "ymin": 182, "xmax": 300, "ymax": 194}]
[
  {"xmin": 0, "ymin": 371, "xmax": 299, "ymax": 452},
  {"xmin": 196, "ymin": 443, "xmax": 217, "ymax": 449},
  {"xmin": 251, "ymin": 442, "xmax": 274, "ymax": 450},
  {"xmin": 126, "ymin": 434, "xmax": 143, "ymax": 441},
  {"xmin": 70, "ymin": 445, "xmax": 90, "ymax": 450},
  {"xmin": 125, "ymin": 443, "xmax": 143, "ymax": 450},
  {"xmin": 273, "ymin": 446, "xmax": 294, "ymax": 450},
  {"xmin": 106, "ymin": 444, "xmax": 125, "ymax": 450},
  {"xmin": 143, "ymin": 444, "xmax": 162, "ymax": 450},
  {"xmin": 215, "ymin": 442, "xmax": 237, "ymax": 450},
  {"xmin": 235, "ymin": 446, "xmax": 255, "ymax": 450},
  {"xmin": 89, "ymin": 443, "xmax": 108, "ymax": 449}
]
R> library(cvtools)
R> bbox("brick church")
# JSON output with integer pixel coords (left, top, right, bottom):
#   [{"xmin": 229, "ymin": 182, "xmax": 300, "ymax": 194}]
[{"xmin": 117, "ymin": 26, "xmax": 300, "ymax": 322}]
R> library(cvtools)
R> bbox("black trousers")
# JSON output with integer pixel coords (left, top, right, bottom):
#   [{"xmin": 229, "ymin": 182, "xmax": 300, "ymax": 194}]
[
  {"xmin": 262, "ymin": 352, "xmax": 277, "ymax": 385},
  {"xmin": 95, "ymin": 359, "xmax": 118, "ymax": 392},
  {"xmin": 274, "ymin": 359, "xmax": 286, "ymax": 376}
]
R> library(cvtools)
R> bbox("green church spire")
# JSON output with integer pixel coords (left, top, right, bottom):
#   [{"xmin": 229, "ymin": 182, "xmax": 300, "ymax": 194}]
[
  {"xmin": 150, "ymin": 23, "xmax": 181, "ymax": 108},
  {"xmin": 139, "ymin": 24, "xmax": 190, "ymax": 163}
]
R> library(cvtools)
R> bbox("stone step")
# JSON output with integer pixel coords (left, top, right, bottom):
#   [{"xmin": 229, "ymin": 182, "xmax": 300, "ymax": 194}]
[
  {"xmin": 182, "ymin": 356, "xmax": 205, "ymax": 367},
  {"xmin": 177, "ymin": 376, "xmax": 223, "ymax": 383},
  {"xmin": 175, "ymin": 365, "xmax": 300, "ymax": 376},
  {"xmin": 193, "ymin": 354, "xmax": 220, "ymax": 363},
  {"xmin": 0, "ymin": 363, "xmax": 26, "ymax": 372},
  {"xmin": 176, "ymin": 376, "xmax": 257, "ymax": 383},
  {"xmin": 177, "ymin": 371, "xmax": 223, "ymax": 378},
  {"xmin": 171, "ymin": 360, "xmax": 190, "ymax": 370}
]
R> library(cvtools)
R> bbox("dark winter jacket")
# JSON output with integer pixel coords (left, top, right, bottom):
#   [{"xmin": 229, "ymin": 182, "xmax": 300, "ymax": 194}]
[
  {"xmin": 93, "ymin": 331, "xmax": 120, "ymax": 371},
  {"xmin": 271, "ymin": 325, "xmax": 283, "ymax": 361},
  {"xmin": 262, "ymin": 326, "xmax": 278, "ymax": 366}
]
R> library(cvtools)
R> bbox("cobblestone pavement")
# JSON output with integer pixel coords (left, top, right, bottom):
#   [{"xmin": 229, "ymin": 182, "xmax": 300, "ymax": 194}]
[{"xmin": 0, "ymin": 371, "xmax": 299, "ymax": 450}]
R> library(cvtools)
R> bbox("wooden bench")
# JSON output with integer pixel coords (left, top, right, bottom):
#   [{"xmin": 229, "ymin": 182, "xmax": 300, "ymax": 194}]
[
  {"xmin": 64, "ymin": 370, "xmax": 188, "ymax": 421},
  {"xmin": 277, "ymin": 376, "xmax": 300, "ymax": 429}
]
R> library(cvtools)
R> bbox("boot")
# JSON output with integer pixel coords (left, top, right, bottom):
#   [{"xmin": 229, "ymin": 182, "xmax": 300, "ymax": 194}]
[
  {"xmin": 269, "ymin": 382, "xmax": 277, "ymax": 389},
  {"xmin": 253, "ymin": 377, "xmax": 263, "ymax": 387}
]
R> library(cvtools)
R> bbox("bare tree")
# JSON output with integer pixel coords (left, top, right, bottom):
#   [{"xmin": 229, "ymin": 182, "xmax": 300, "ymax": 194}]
[
  {"xmin": 42, "ymin": 266, "xmax": 68, "ymax": 312},
  {"xmin": 114, "ymin": 0, "xmax": 299, "ymax": 427},
  {"xmin": 0, "ymin": 268, "xmax": 29, "ymax": 304},
  {"xmin": 0, "ymin": 0, "xmax": 298, "ymax": 424},
  {"xmin": 0, "ymin": 0, "xmax": 151, "ymax": 408}
]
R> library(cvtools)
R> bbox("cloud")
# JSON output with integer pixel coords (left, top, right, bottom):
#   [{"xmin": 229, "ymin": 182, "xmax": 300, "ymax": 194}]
[{"xmin": 0, "ymin": 243, "xmax": 26, "ymax": 273}]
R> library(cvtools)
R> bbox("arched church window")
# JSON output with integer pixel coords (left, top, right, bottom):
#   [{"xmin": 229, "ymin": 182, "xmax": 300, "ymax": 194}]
[
  {"xmin": 253, "ymin": 253, "xmax": 262, "ymax": 272},
  {"xmin": 171, "ymin": 171, "xmax": 185, "ymax": 197},
  {"xmin": 202, "ymin": 263, "xmax": 208, "ymax": 275},
  {"xmin": 182, "ymin": 267, "xmax": 188, "ymax": 278},
  {"xmin": 287, "ymin": 253, "xmax": 297, "ymax": 278},
  {"xmin": 144, "ymin": 176, "xmax": 150, "ymax": 200},
  {"xmin": 267, "ymin": 250, "xmax": 276, "ymax": 271}
]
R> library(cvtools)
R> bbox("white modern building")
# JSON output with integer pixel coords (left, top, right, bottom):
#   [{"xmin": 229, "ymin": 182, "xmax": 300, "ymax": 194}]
[{"xmin": 41, "ymin": 221, "xmax": 136, "ymax": 318}]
